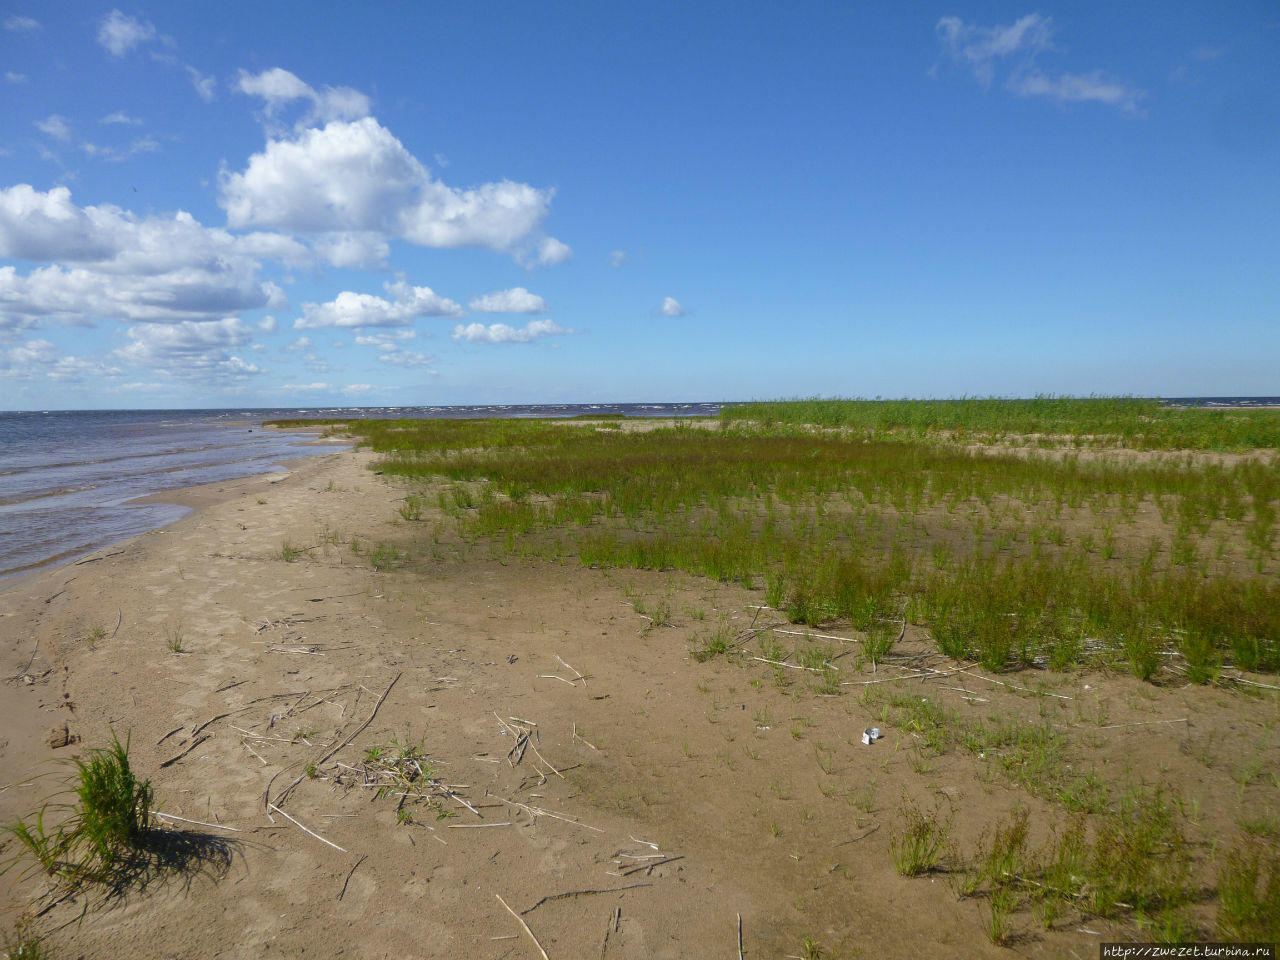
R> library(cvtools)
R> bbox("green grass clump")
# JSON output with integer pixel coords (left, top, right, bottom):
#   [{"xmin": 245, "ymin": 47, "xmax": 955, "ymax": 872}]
[
  {"xmin": 890, "ymin": 797, "xmax": 951, "ymax": 876},
  {"xmin": 948, "ymin": 789, "xmax": 1195, "ymax": 942},
  {"xmin": 1217, "ymin": 841, "xmax": 1280, "ymax": 943},
  {"xmin": 4, "ymin": 732, "xmax": 153, "ymax": 888}
]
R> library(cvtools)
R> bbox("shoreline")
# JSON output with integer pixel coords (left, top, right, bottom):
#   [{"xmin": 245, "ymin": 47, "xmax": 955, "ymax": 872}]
[{"xmin": 0, "ymin": 428, "xmax": 348, "ymax": 590}]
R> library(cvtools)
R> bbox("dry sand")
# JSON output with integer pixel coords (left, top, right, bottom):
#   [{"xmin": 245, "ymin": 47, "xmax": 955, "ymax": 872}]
[{"xmin": 2, "ymin": 445, "xmax": 1276, "ymax": 958}]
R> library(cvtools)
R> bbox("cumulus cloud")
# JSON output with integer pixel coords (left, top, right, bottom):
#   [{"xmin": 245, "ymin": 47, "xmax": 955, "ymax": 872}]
[
  {"xmin": 35, "ymin": 115, "xmax": 71, "ymax": 141},
  {"xmin": 0, "ymin": 185, "xmax": 292, "ymax": 327},
  {"xmin": 219, "ymin": 115, "xmax": 560, "ymax": 260},
  {"xmin": 98, "ymin": 10, "xmax": 156, "ymax": 57},
  {"xmin": 659, "ymin": 296, "xmax": 685, "ymax": 317},
  {"xmin": 100, "ymin": 111, "xmax": 143, "ymax": 126},
  {"xmin": 535, "ymin": 236, "xmax": 573, "ymax": 265},
  {"xmin": 935, "ymin": 13, "xmax": 1144, "ymax": 112},
  {"xmin": 296, "ymin": 278, "xmax": 462, "ymax": 329},
  {"xmin": 608, "ymin": 250, "xmax": 628, "ymax": 268},
  {"xmin": 451, "ymin": 318, "xmax": 570, "ymax": 344},
  {"xmin": 7, "ymin": 72, "xmax": 28, "ymax": 84},
  {"xmin": 468, "ymin": 287, "xmax": 548, "ymax": 314},
  {"xmin": 258, "ymin": 315, "xmax": 277, "ymax": 332},
  {"xmin": 1, "ymin": 338, "xmax": 123, "ymax": 382},
  {"xmin": 341, "ymin": 383, "xmax": 373, "ymax": 394},
  {"xmin": 112, "ymin": 317, "xmax": 261, "ymax": 378},
  {"xmin": 237, "ymin": 68, "xmax": 371, "ymax": 130},
  {"xmin": 310, "ymin": 231, "xmax": 389, "ymax": 268}
]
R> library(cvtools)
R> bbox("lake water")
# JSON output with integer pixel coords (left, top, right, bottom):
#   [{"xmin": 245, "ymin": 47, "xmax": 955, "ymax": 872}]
[{"xmin": 0, "ymin": 403, "xmax": 721, "ymax": 580}]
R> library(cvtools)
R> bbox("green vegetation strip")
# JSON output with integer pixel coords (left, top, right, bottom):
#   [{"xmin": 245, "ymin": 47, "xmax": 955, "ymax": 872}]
[
  {"xmin": 720, "ymin": 396, "xmax": 1280, "ymax": 451},
  {"xmin": 334, "ymin": 409, "xmax": 1277, "ymax": 680}
]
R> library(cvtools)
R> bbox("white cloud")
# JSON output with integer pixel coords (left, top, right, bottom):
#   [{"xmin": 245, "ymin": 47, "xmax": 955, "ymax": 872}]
[
  {"xmin": 219, "ymin": 356, "xmax": 262, "ymax": 375},
  {"xmin": 6, "ymin": 72, "xmax": 27, "ymax": 84},
  {"xmin": 11, "ymin": 338, "xmax": 58, "ymax": 363},
  {"xmin": 468, "ymin": 286, "xmax": 548, "ymax": 314},
  {"xmin": 354, "ymin": 330, "xmax": 414, "ymax": 349},
  {"xmin": 80, "ymin": 137, "xmax": 160, "ymax": 162},
  {"xmin": 608, "ymin": 249, "xmax": 628, "ymax": 268},
  {"xmin": 451, "ymin": 318, "xmax": 571, "ymax": 344},
  {"xmin": 536, "ymin": 236, "xmax": 573, "ymax": 265},
  {"xmin": 284, "ymin": 336, "xmax": 312, "ymax": 352},
  {"xmin": 378, "ymin": 350, "xmax": 435, "ymax": 367},
  {"xmin": 936, "ymin": 14, "xmax": 1051, "ymax": 86},
  {"xmin": 3, "ymin": 16, "xmax": 40, "ymax": 32},
  {"xmin": 100, "ymin": 111, "xmax": 143, "ymax": 126},
  {"xmin": 1, "ymin": 339, "xmax": 123, "ymax": 382},
  {"xmin": 659, "ymin": 296, "xmax": 685, "ymax": 317},
  {"xmin": 35, "ymin": 115, "xmax": 71, "ymax": 141},
  {"xmin": 310, "ymin": 231, "xmax": 389, "ymax": 268},
  {"xmin": 258, "ymin": 315, "xmax": 277, "ymax": 332},
  {"xmin": 236, "ymin": 68, "xmax": 371, "ymax": 130},
  {"xmin": 0, "ymin": 185, "xmax": 292, "ymax": 327},
  {"xmin": 936, "ymin": 14, "xmax": 1143, "ymax": 112},
  {"xmin": 341, "ymin": 383, "xmax": 373, "ymax": 394},
  {"xmin": 98, "ymin": 10, "xmax": 156, "ymax": 57},
  {"xmin": 219, "ymin": 115, "xmax": 557, "ymax": 259},
  {"xmin": 113, "ymin": 317, "xmax": 260, "ymax": 378},
  {"xmin": 297, "ymin": 278, "xmax": 462, "ymax": 329},
  {"xmin": 283, "ymin": 382, "xmax": 331, "ymax": 391},
  {"xmin": 1008, "ymin": 69, "xmax": 1145, "ymax": 111},
  {"xmin": 186, "ymin": 66, "xmax": 216, "ymax": 102}
]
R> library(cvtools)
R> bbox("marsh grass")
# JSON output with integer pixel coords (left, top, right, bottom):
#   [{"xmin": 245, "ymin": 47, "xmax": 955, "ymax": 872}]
[
  {"xmin": 719, "ymin": 396, "xmax": 1280, "ymax": 452},
  {"xmin": 890, "ymin": 797, "xmax": 952, "ymax": 876},
  {"xmin": 953, "ymin": 790, "xmax": 1196, "ymax": 941},
  {"xmin": 1217, "ymin": 841, "xmax": 1280, "ymax": 942},
  {"xmin": 332, "ymin": 411, "xmax": 1277, "ymax": 683}
]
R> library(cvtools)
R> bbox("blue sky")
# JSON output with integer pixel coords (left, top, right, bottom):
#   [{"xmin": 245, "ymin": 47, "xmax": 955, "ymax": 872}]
[{"xmin": 1, "ymin": 3, "xmax": 1277, "ymax": 410}]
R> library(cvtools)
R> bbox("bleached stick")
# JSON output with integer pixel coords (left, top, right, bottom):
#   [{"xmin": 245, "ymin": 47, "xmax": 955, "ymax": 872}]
[
  {"xmin": 556, "ymin": 654, "xmax": 586, "ymax": 685},
  {"xmin": 267, "ymin": 802, "xmax": 347, "ymax": 852},
  {"xmin": 753, "ymin": 656, "xmax": 834, "ymax": 673},
  {"xmin": 955, "ymin": 667, "xmax": 1073, "ymax": 700},
  {"xmin": 529, "ymin": 742, "xmax": 565, "ymax": 779},
  {"xmin": 770, "ymin": 628, "xmax": 861, "ymax": 644},
  {"xmin": 496, "ymin": 893, "xmax": 551, "ymax": 960},
  {"xmin": 1097, "ymin": 717, "xmax": 1188, "ymax": 730},
  {"xmin": 154, "ymin": 811, "xmax": 241, "ymax": 832},
  {"xmin": 538, "ymin": 675, "xmax": 578, "ymax": 686},
  {"xmin": 841, "ymin": 669, "xmax": 955, "ymax": 686}
]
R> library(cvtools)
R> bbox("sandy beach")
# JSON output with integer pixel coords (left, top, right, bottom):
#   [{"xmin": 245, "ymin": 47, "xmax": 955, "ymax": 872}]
[{"xmin": 2, "ymin": 441, "xmax": 1276, "ymax": 958}]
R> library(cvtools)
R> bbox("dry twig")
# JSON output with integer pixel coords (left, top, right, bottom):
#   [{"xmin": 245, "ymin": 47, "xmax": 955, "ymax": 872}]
[{"xmin": 496, "ymin": 893, "xmax": 550, "ymax": 960}]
